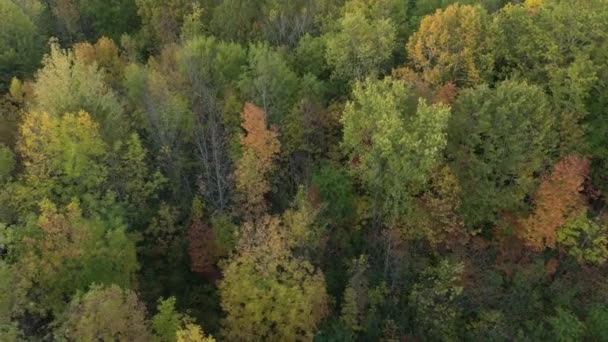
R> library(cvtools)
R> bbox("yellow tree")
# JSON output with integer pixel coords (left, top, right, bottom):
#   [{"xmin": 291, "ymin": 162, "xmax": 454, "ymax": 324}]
[
  {"xmin": 234, "ymin": 103, "xmax": 280, "ymax": 217},
  {"xmin": 17, "ymin": 111, "xmax": 108, "ymax": 210},
  {"xmin": 55, "ymin": 284, "xmax": 151, "ymax": 341},
  {"xmin": 176, "ymin": 324, "xmax": 217, "ymax": 342},
  {"xmin": 406, "ymin": 4, "xmax": 492, "ymax": 87},
  {"xmin": 219, "ymin": 215, "xmax": 328, "ymax": 341},
  {"xmin": 31, "ymin": 41, "xmax": 125, "ymax": 141}
]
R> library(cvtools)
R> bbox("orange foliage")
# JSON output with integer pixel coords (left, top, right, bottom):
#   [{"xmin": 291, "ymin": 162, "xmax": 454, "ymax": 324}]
[
  {"xmin": 517, "ymin": 155, "xmax": 590, "ymax": 250},
  {"xmin": 74, "ymin": 36, "xmax": 125, "ymax": 85},
  {"xmin": 235, "ymin": 103, "xmax": 280, "ymax": 216},
  {"xmin": 240, "ymin": 103, "xmax": 280, "ymax": 160},
  {"xmin": 434, "ymin": 82, "xmax": 458, "ymax": 105}
]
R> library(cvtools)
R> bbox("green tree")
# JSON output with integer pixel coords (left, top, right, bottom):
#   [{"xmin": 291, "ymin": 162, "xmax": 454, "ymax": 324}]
[
  {"xmin": 558, "ymin": 215, "xmax": 608, "ymax": 265},
  {"xmin": 136, "ymin": 0, "xmax": 200, "ymax": 45},
  {"xmin": 55, "ymin": 284, "xmax": 152, "ymax": 341},
  {"xmin": 123, "ymin": 57, "xmax": 192, "ymax": 200},
  {"xmin": 79, "ymin": 0, "xmax": 140, "ymax": 41},
  {"xmin": 546, "ymin": 308, "xmax": 585, "ymax": 342},
  {"xmin": 586, "ymin": 305, "xmax": 608, "ymax": 341},
  {"xmin": 409, "ymin": 260, "xmax": 464, "ymax": 341},
  {"xmin": 176, "ymin": 324, "xmax": 216, "ymax": 342},
  {"xmin": 312, "ymin": 163, "xmax": 355, "ymax": 225},
  {"xmin": 13, "ymin": 200, "xmax": 138, "ymax": 314},
  {"xmin": 31, "ymin": 41, "xmax": 126, "ymax": 141},
  {"xmin": 0, "ymin": 144, "xmax": 15, "ymax": 182},
  {"xmin": 342, "ymin": 77, "xmax": 450, "ymax": 221},
  {"xmin": 0, "ymin": 260, "xmax": 24, "ymax": 341},
  {"xmin": 325, "ymin": 0, "xmax": 397, "ymax": 82},
  {"xmin": 238, "ymin": 43, "xmax": 300, "ymax": 124},
  {"xmin": 340, "ymin": 255, "xmax": 369, "ymax": 333},
  {"xmin": 0, "ymin": 0, "xmax": 42, "ymax": 91},
  {"xmin": 260, "ymin": 0, "xmax": 319, "ymax": 47},
  {"xmin": 491, "ymin": 1, "xmax": 606, "ymax": 152},
  {"xmin": 177, "ymin": 36, "xmax": 247, "ymax": 209},
  {"xmin": 210, "ymin": 0, "xmax": 262, "ymax": 44},
  {"xmin": 110, "ymin": 132, "xmax": 166, "ymax": 226},
  {"xmin": 447, "ymin": 80, "xmax": 555, "ymax": 227},
  {"xmin": 152, "ymin": 297, "xmax": 188, "ymax": 342}
]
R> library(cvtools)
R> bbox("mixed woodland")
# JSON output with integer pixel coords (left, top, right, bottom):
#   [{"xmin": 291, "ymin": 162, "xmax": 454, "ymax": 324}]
[{"xmin": 2, "ymin": 0, "xmax": 608, "ymax": 340}]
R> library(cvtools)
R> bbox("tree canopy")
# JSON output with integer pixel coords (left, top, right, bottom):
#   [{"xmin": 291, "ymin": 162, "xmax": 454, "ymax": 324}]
[{"xmin": 2, "ymin": 0, "xmax": 608, "ymax": 340}]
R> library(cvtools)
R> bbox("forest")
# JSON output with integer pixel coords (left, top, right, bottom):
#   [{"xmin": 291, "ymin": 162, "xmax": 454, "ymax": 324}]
[{"xmin": 1, "ymin": 0, "xmax": 608, "ymax": 340}]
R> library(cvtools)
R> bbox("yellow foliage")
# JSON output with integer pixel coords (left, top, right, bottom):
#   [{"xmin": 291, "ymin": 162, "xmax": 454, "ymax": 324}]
[
  {"xmin": 176, "ymin": 324, "xmax": 217, "ymax": 342},
  {"xmin": 407, "ymin": 4, "xmax": 492, "ymax": 87},
  {"xmin": 524, "ymin": 0, "xmax": 544, "ymax": 10}
]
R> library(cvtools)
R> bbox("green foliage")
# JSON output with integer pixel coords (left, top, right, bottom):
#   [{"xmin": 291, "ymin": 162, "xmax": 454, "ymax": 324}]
[
  {"xmin": 491, "ymin": 0, "xmax": 607, "ymax": 151},
  {"xmin": 176, "ymin": 323, "xmax": 217, "ymax": 342},
  {"xmin": 292, "ymin": 33, "xmax": 329, "ymax": 78},
  {"xmin": 558, "ymin": 215, "xmax": 608, "ymax": 265},
  {"xmin": 12, "ymin": 200, "xmax": 138, "ymax": 314},
  {"xmin": 312, "ymin": 163, "xmax": 355, "ymax": 225},
  {"xmin": 0, "ymin": 0, "xmax": 42, "ymax": 91},
  {"xmin": 2, "ymin": 1, "xmax": 608, "ymax": 340},
  {"xmin": 546, "ymin": 308, "xmax": 585, "ymax": 342},
  {"xmin": 55, "ymin": 284, "xmax": 152, "ymax": 341},
  {"xmin": 409, "ymin": 260, "xmax": 464, "ymax": 341},
  {"xmin": 152, "ymin": 297, "xmax": 187, "ymax": 342},
  {"xmin": 178, "ymin": 36, "xmax": 246, "ymax": 91},
  {"xmin": 210, "ymin": 0, "xmax": 262, "ymax": 44},
  {"xmin": 238, "ymin": 43, "xmax": 300, "ymax": 124},
  {"xmin": 111, "ymin": 133, "xmax": 166, "ymax": 225},
  {"xmin": 123, "ymin": 57, "xmax": 192, "ymax": 200},
  {"xmin": 342, "ymin": 77, "xmax": 450, "ymax": 221},
  {"xmin": 282, "ymin": 186, "xmax": 322, "ymax": 251},
  {"xmin": 79, "ymin": 0, "xmax": 140, "ymax": 40},
  {"xmin": 340, "ymin": 255, "xmax": 369, "ymax": 333},
  {"xmin": 325, "ymin": 0, "xmax": 397, "ymax": 82},
  {"xmin": 136, "ymin": 0, "xmax": 199, "ymax": 45},
  {"xmin": 448, "ymin": 80, "xmax": 554, "ymax": 227},
  {"xmin": 0, "ymin": 144, "xmax": 15, "ymax": 182},
  {"xmin": 210, "ymin": 213, "xmax": 237, "ymax": 257},
  {"xmin": 0, "ymin": 261, "xmax": 24, "ymax": 340},
  {"xmin": 586, "ymin": 305, "xmax": 608, "ymax": 341},
  {"xmin": 32, "ymin": 41, "xmax": 126, "ymax": 141}
]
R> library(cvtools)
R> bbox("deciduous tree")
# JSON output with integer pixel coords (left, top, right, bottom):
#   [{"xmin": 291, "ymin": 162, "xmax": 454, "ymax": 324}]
[
  {"xmin": 325, "ymin": 0, "xmax": 396, "ymax": 82},
  {"xmin": 31, "ymin": 41, "xmax": 125, "ymax": 141},
  {"xmin": 448, "ymin": 80, "xmax": 554, "ymax": 227},
  {"xmin": 518, "ymin": 155, "xmax": 590, "ymax": 250},
  {"xmin": 17, "ymin": 111, "xmax": 108, "ymax": 209},
  {"xmin": 15, "ymin": 200, "xmax": 138, "ymax": 314},
  {"xmin": 234, "ymin": 103, "xmax": 280, "ymax": 217},
  {"xmin": 409, "ymin": 260, "xmax": 464, "ymax": 341},
  {"xmin": 219, "ymin": 215, "xmax": 328, "ymax": 341},
  {"xmin": 407, "ymin": 3, "xmax": 492, "ymax": 87},
  {"xmin": 55, "ymin": 284, "xmax": 152, "ymax": 341},
  {"xmin": 0, "ymin": 0, "xmax": 41, "ymax": 91},
  {"xmin": 342, "ymin": 77, "xmax": 450, "ymax": 221}
]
